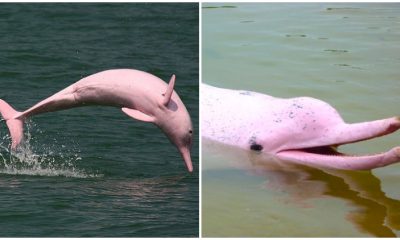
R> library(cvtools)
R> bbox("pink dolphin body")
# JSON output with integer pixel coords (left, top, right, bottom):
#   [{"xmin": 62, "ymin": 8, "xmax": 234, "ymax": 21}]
[
  {"xmin": 0, "ymin": 69, "xmax": 193, "ymax": 172},
  {"xmin": 202, "ymin": 84, "xmax": 400, "ymax": 170}
]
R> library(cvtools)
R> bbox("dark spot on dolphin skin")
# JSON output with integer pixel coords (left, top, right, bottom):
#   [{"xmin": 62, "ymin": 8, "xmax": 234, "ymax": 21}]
[
  {"xmin": 249, "ymin": 135, "xmax": 257, "ymax": 144},
  {"xmin": 250, "ymin": 144, "xmax": 263, "ymax": 151},
  {"xmin": 292, "ymin": 103, "xmax": 303, "ymax": 109},
  {"xmin": 239, "ymin": 91, "xmax": 252, "ymax": 96}
]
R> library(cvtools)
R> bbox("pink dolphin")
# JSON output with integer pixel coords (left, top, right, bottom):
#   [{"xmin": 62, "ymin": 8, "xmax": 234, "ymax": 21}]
[
  {"xmin": 0, "ymin": 69, "xmax": 193, "ymax": 172},
  {"xmin": 202, "ymin": 84, "xmax": 400, "ymax": 170}
]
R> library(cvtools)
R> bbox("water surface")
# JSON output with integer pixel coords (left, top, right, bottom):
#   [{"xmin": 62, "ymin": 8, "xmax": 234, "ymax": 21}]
[{"xmin": 202, "ymin": 3, "xmax": 400, "ymax": 237}]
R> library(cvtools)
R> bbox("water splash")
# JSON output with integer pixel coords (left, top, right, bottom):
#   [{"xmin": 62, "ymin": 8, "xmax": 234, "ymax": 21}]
[{"xmin": 0, "ymin": 121, "xmax": 101, "ymax": 178}]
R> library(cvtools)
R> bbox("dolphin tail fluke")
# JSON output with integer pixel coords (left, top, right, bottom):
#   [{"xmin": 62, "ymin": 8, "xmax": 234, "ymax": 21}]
[{"xmin": 0, "ymin": 99, "xmax": 24, "ymax": 149}]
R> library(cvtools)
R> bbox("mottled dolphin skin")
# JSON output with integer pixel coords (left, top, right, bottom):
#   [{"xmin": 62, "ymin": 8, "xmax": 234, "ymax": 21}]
[
  {"xmin": 202, "ymin": 84, "xmax": 400, "ymax": 170},
  {"xmin": 0, "ymin": 69, "xmax": 193, "ymax": 172}
]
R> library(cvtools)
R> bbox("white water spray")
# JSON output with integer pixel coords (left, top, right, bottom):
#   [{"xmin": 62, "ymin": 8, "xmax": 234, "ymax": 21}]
[{"xmin": 0, "ymin": 121, "xmax": 100, "ymax": 178}]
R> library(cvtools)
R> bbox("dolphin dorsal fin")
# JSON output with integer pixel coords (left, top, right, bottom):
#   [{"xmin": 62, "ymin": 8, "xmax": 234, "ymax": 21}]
[
  {"xmin": 122, "ymin": 107, "xmax": 154, "ymax": 123},
  {"xmin": 162, "ymin": 74, "xmax": 175, "ymax": 106}
]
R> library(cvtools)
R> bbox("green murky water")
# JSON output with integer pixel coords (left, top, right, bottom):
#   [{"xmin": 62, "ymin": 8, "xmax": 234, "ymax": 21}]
[
  {"xmin": 202, "ymin": 3, "xmax": 400, "ymax": 237},
  {"xmin": 0, "ymin": 3, "xmax": 199, "ymax": 237}
]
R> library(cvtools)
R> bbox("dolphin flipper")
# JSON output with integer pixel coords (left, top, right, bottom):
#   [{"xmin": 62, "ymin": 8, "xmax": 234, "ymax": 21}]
[{"xmin": 122, "ymin": 107, "xmax": 154, "ymax": 123}]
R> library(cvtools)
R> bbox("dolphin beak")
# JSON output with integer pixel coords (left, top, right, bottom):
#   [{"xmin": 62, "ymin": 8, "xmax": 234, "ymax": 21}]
[{"xmin": 180, "ymin": 147, "xmax": 193, "ymax": 172}]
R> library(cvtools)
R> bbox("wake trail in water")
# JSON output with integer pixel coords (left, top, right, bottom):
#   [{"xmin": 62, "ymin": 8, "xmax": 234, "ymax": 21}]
[{"xmin": 0, "ymin": 121, "xmax": 101, "ymax": 178}]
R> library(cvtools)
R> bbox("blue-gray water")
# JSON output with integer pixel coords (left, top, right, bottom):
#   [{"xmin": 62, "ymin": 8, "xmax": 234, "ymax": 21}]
[
  {"xmin": 202, "ymin": 3, "xmax": 400, "ymax": 237},
  {"xmin": 0, "ymin": 3, "xmax": 198, "ymax": 237}
]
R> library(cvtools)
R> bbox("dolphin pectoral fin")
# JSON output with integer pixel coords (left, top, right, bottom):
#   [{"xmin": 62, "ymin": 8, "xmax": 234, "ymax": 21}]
[{"xmin": 122, "ymin": 107, "xmax": 154, "ymax": 123}]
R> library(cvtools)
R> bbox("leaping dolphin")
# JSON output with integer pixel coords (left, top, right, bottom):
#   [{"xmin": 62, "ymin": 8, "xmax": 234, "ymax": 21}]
[
  {"xmin": 0, "ymin": 69, "xmax": 194, "ymax": 172},
  {"xmin": 202, "ymin": 84, "xmax": 400, "ymax": 170}
]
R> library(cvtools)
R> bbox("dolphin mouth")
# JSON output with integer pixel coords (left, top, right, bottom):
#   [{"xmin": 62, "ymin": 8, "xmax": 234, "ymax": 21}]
[
  {"xmin": 276, "ymin": 144, "xmax": 400, "ymax": 170},
  {"xmin": 287, "ymin": 145, "xmax": 344, "ymax": 155},
  {"xmin": 274, "ymin": 117, "xmax": 400, "ymax": 170},
  {"xmin": 277, "ymin": 145, "xmax": 349, "ymax": 159}
]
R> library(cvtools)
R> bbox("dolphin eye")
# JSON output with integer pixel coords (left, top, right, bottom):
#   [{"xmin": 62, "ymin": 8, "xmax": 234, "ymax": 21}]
[{"xmin": 189, "ymin": 130, "xmax": 193, "ymax": 134}]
